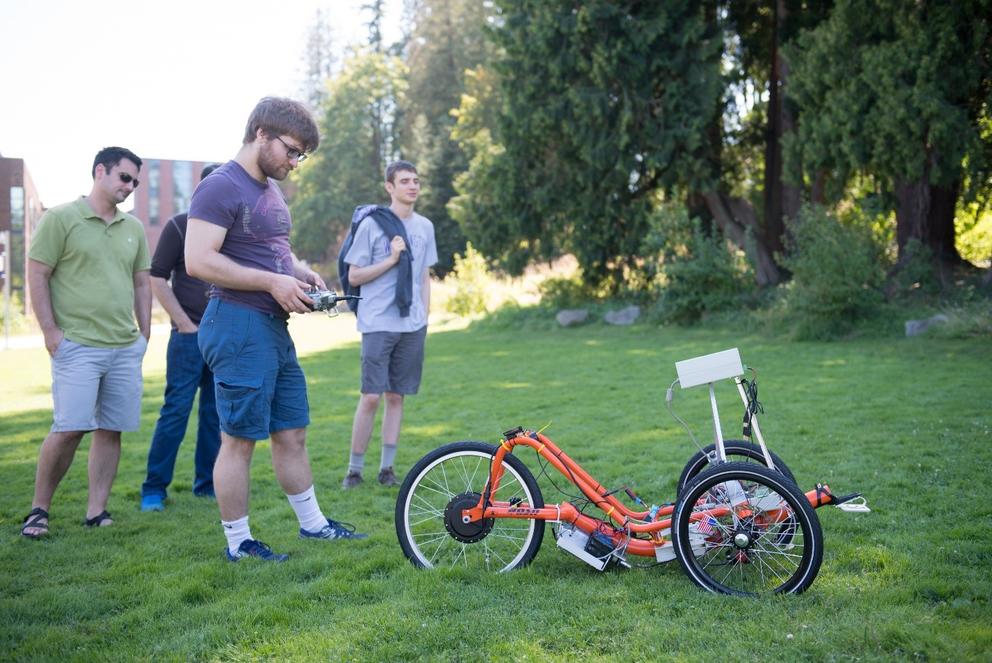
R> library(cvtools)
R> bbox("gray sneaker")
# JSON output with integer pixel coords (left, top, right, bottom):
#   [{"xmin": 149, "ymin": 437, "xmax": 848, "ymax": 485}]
[
  {"xmin": 377, "ymin": 467, "xmax": 398, "ymax": 487},
  {"xmin": 342, "ymin": 471, "xmax": 363, "ymax": 489}
]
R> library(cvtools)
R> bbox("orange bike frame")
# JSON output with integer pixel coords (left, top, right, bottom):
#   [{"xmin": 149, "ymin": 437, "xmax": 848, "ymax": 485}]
[{"xmin": 461, "ymin": 430, "xmax": 837, "ymax": 559}]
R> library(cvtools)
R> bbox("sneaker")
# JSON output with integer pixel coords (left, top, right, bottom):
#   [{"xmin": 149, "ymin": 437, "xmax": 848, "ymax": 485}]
[
  {"xmin": 225, "ymin": 539, "xmax": 288, "ymax": 562},
  {"xmin": 300, "ymin": 518, "xmax": 368, "ymax": 540},
  {"xmin": 140, "ymin": 494, "xmax": 164, "ymax": 512},
  {"xmin": 342, "ymin": 471, "xmax": 363, "ymax": 489},
  {"xmin": 377, "ymin": 467, "xmax": 398, "ymax": 487},
  {"xmin": 193, "ymin": 487, "xmax": 216, "ymax": 499}
]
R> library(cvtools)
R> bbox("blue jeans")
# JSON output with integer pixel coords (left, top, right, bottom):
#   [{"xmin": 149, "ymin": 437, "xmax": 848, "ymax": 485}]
[{"xmin": 142, "ymin": 330, "xmax": 220, "ymax": 498}]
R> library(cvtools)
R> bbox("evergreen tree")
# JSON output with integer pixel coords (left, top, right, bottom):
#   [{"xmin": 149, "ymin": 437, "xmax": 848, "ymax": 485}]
[
  {"xmin": 402, "ymin": 0, "xmax": 495, "ymax": 275},
  {"xmin": 298, "ymin": 9, "xmax": 338, "ymax": 110},
  {"xmin": 787, "ymin": 0, "xmax": 992, "ymax": 274},
  {"xmin": 462, "ymin": 0, "xmax": 724, "ymax": 290},
  {"xmin": 290, "ymin": 50, "xmax": 408, "ymax": 269}
]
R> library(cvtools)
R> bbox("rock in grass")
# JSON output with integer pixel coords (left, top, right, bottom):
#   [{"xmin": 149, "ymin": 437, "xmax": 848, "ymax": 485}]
[
  {"xmin": 604, "ymin": 305, "xmax": 640, "ymax": 326},
  {"xmin": 556, "ymin": 309, "xmax": 589, "ymax": 327},
  {"xmin": 905, "ymin": 314, "xmax": 949, "ymax": 337}
]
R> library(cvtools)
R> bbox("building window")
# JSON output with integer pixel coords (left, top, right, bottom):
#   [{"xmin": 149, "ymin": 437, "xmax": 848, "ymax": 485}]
[
  {"xmin": 10, "ymin": 186, "xmax": 24, "ymax": 230},
  {"xmin": 173, "ymin": 160, "xmax": 193, "ymax": 214},
  {"xmin": 148, "ymin": 160, "xmax": 160, "ymax": 226}
]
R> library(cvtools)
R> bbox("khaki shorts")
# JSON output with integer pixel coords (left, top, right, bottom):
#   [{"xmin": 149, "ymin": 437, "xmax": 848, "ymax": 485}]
[{"xmin": 50, "ymin": 335, "xmax": 147, "ymax": 433}]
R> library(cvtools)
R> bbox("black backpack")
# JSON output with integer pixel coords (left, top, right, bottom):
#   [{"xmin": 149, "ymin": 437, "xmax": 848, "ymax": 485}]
[{"xmin": 337, "ymin": 205, "xmax": 377, "ymax": 314}]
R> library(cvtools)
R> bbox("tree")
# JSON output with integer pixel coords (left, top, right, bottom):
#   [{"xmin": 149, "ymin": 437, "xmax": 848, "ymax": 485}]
[
  {"xmin": 787, "ymin": 0, "xmax": 992, "ymax": 277},
  {"xmin": 720, "ymin": 1, "xmax": 833, "ymax": 255},
  {"xmin": 298, "ymin": 9, "xmax": 338, "ymax": 109},
  {"xmin": 457, "ymin": 0, "xmax": 724, "ymax": 290},
  {"xmin": 402, "ymin": 0, "xmax": 495, "ymax": 275},
  {"xmin": 290, "ymin": 50, "xmax": 408, "ymax": 266}
]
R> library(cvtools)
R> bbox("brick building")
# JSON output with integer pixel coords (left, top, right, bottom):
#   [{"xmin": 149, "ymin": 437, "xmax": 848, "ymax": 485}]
[
  {"xmin": 130, "ymin": 158, "xmax": 216, "ymax": 254},
  {"xmin": 0, "ymin": 155, "xmax": 45, "ymax": 313},
  {"xmin": 130, "ymin": 158, "xmax": 298, "ymax": 254}
]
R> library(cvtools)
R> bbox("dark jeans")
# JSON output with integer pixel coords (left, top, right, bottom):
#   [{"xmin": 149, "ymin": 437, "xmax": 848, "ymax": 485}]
[{"xmin": 142, "ymin": 330, "xmax": 220, "ymax": 498}]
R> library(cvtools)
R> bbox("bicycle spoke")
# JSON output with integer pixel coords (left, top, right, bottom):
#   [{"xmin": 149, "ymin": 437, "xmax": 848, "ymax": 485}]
[
  {"xmin": 678, "ymin": 468, "xmax": 819, "ymax": 594},
  {"xmin": 399, "ymin": 445, "xmax": 544, "ymax": 573}
]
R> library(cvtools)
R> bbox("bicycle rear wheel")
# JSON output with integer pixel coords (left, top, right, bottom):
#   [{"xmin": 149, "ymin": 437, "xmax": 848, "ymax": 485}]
[
  {"xmin": 672, "ymin": 462, "xmax": 823, "ymax": 596},
  {"xmin": 677, "ymin": 440, "xmax": 796, "ymax": 495},
  {"xmin": 395, "ymin": 441, "xmax": 545, "ymax": 572}
]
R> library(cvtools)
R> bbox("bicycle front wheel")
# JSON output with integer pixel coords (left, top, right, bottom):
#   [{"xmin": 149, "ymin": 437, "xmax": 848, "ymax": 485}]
[{"xmin": 395, "ymin": 441, "xmax": 545, "ymax": 572}]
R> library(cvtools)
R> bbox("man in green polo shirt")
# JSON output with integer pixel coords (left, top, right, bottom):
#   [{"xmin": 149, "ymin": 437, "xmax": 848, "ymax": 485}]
[{"xmin": 21, "ymin": 146, "xmax": 152, "ymax": 539}]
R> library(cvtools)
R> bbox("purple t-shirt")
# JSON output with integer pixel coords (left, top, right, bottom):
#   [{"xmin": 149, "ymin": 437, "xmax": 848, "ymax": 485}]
[{"xmin": 187, "ymin": 160, "xmax": 294, "ymax": 317}]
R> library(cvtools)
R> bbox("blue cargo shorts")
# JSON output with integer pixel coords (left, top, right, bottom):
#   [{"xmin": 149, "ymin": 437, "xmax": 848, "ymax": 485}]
[{"xmin": 197, "ymin": 299, "xmax": 309, "ymax": 441}]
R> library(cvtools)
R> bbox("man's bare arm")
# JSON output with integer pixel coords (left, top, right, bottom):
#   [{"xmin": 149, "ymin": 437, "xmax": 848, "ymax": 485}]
[
  {"xmin": 28, "ymin": 258, "xmax": 62, "ymax": 356},
  {"xmin": 291, "ymin": 253, "xmax": 327, "ymax": 290},
  {"xmin": 348, "ymin": 235, "xmax": 406, "ymax": 286},
  {"xmin": 150, "ymin": 276, "xmax": 197, "ymax": 332},
  {"xmin": 133, "ymin": 270, "xmax": 152, "ymax": 339},
  {"xmin": 185, "ymin": 218, "xmax": 313, "ymax": 313},
  {"xmin": 422, "ymin": 268, "xmax": 431, "ymax": 317}
]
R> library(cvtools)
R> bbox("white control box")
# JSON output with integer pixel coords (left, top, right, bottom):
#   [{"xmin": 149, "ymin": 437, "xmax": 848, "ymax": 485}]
[
  {"xmin": 555, "ymin": 525, "xmax": 609, "ymax": 571},
  {"xmin": 675, "ymin": 348, "xmax": 744, "ymax": 389}
]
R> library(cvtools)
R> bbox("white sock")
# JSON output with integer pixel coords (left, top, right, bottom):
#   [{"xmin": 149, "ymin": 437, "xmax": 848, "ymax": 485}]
[
  {"xmin": 348, "ymin": 452, "xmax": 365, "ymax": 475},
  {"xmin": 380, "ymin": 444, "xmax": 398, "ymax": 471},
  {"xmin": 287, "ymin": 485, "xmax": 327, "ymax": 533},
  {"xmin": 222, "ymin": 516, "xmax": 251, "ymax": 554}
]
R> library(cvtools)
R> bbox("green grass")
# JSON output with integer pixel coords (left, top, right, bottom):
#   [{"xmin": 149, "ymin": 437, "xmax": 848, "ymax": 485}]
[{"xmin": 1, "ymin": 319, "xmax": 990, "ymax": 661}]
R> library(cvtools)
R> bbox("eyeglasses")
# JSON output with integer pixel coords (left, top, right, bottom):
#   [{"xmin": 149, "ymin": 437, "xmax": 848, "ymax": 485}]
[
  {"xmin": 117, "ymin": 171, "xmax": 140, "ymax": 188},
  {"xmin": 274, "ymin": 135, "xmax": 309, "ymax": 163}
]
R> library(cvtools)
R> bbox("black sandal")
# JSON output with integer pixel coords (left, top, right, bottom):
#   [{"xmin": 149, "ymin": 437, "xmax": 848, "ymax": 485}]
[
  {"xmin": 83, "ymin": 510, "xmax": 112, "ymax": 527},
  {"xmin": 21, "ymin": 507, "xmax": 50, "ymax": 539}
]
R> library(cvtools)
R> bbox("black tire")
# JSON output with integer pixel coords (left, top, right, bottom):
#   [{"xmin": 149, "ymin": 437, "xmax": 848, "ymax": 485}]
[
  {"xmin": 395, "ymin": 440, "xmax": 545, "ymax": 572},
  {"xmin": 671, "ymin": 462, "xmax": 823, "ymax": 596},
  {"xmin": 677, "ymin": 440, "xmax": 796, "ymax": 495}
]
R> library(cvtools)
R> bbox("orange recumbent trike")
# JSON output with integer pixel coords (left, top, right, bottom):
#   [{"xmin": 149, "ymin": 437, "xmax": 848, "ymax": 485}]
[{"xmin": 394, "ymin": 349, "xmax": 870, "ymax": 596}]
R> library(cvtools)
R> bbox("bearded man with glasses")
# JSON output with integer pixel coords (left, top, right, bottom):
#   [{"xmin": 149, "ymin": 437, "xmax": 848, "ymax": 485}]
[
  {"xmin": 185, "ymin": 97, "xmax": 366, "ymax": 563},
  {"xmin": 21, "ymin": 146, "xmax": 151, "ymax": 539}
]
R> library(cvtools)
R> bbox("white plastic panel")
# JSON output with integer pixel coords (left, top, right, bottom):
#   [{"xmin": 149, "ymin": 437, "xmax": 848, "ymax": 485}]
[{"xmin": 675, "ymin": 348, "xmax": 744, "ymax": 389}]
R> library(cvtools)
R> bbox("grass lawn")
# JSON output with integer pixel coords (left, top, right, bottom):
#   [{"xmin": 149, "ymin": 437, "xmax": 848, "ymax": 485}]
[{"xmin": 1, "ymin": 315, "xmax": 990, "ymax": 661}]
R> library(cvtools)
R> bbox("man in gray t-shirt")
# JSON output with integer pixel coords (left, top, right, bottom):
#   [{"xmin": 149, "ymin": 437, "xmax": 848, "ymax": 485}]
[{"xmin": 342, "ymin": 160, "xmax": 438, "ymax": 489}]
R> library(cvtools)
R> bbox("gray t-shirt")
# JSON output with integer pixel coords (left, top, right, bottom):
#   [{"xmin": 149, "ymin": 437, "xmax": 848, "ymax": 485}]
[
  {"xmin": 187, "ymin": 161, "xmax": 294, "ymax": 317},
  {"xmin": 345, "ymin": 210, "xmax": 437, "ymax": 333}
]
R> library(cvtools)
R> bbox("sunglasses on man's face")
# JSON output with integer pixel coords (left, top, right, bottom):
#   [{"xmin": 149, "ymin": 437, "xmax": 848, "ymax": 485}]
[{"xmin": 117, "ymin": 171, "xmax": 140, "ymax": 188}]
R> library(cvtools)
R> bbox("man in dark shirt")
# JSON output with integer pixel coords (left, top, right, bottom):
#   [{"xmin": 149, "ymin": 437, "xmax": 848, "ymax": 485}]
[{"xmin": 140, "ymin": 163, "xmax": 223, "ymax": 512}]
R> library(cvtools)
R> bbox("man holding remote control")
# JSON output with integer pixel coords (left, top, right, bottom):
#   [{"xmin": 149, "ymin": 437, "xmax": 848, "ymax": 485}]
[{"xmin": 185, "ymin": 97, "xmax": 366, "ymax": 563}]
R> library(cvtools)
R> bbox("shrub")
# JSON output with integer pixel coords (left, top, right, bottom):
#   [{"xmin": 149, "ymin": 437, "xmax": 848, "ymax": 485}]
[
  {"xmin": 642, "ymin": 205, "xmax": 753, "ymax": 325},
  {"xmin": 889, "ymin": 239, "xmax": 940, "ymax": 296},
  {"xmin": 778, "ymin": 205, "xmax": 886, "ymax": 339},
  {"xmin": 537, "ymin": 275, "xmax": 596, "ymax": 310},
  {"xmin": 0, "ymin": 292, "xmax": 33, "ymax": 335},
  {"xmin": 444, "ymin": 242, "xmax": 491, "ymax": 316},
  {"xmin": 930, "ymin": 300, "xmax": 992, "ymax": 339}
]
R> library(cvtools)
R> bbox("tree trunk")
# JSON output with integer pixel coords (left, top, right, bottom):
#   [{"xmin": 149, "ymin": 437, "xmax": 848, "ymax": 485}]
[
  {"xmin": 811, "ymin": 170, "xmax": 828, "ymax": 205},
  {"xmin": 763, "ymin": 0, "xmax": 802, "ymax": 257},
  {"xmin": 893, "ymin": 157, "xmax": 963, "ymax": 267},
  {"xmin": 703, "ymin": 191, "xmax": 781, "ymax": 286},
  {"xmin": 927, "ymin": 179, "xmax": 962, "ymax": 265},
  {"xmin": 763, "ymin": 2, "xmax": 784, "ymax": 255}
]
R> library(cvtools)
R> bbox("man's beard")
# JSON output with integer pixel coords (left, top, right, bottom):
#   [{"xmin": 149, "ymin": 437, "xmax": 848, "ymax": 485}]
[{"xmin": 258, "ymin": 142, "xmax": 288, "ymax": 181}]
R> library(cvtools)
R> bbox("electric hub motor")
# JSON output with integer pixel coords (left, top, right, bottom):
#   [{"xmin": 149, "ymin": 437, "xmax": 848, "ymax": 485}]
[{"xmin": 443, "ymin": 492, "xmax": 494, "ymax": 543}]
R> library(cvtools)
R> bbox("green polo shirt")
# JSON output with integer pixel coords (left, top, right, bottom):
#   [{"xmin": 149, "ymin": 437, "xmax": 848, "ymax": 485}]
[{"xmin": 28, "ymin": 198, "xmax": 151, "ymax": 347}]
